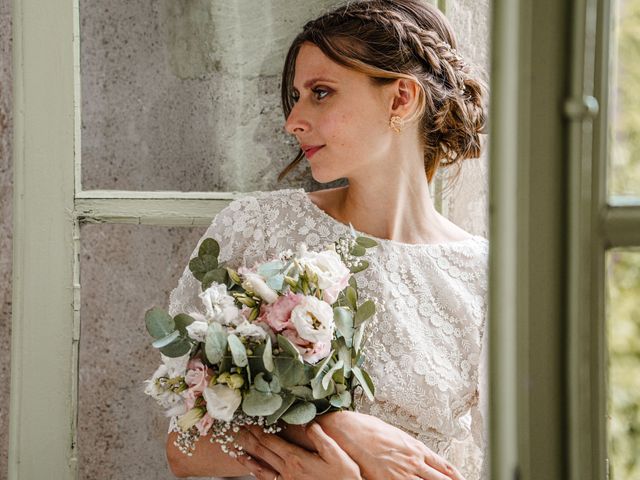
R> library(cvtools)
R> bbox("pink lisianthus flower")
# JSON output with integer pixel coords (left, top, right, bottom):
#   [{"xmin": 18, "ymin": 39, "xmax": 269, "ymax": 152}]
[
  {"xmin": 183, "ymin": 388, "xmax": 198, "ymax": 411},
  {"xmin": 258, "ymin": 291, "xmax": 305, "ymax": 332},
  {"xmin": 195, "ymin": 412, "xmax": 214, "ymax": 436},
  {"xmin": 282, "ymin": 326, "xmax": 331, "ymax": 364},
  {"xmin": 184, "ymin": 358, "xmax": 213, "ymax": 395}
]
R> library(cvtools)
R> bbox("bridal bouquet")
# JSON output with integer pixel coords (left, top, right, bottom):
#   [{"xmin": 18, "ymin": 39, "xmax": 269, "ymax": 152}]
[{"xmin": 144, "ymin": 228, "xmax": 378, "ymax": 457}]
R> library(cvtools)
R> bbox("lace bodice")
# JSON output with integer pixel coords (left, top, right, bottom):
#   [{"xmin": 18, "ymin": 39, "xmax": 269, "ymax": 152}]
[{"xmin": 167, "ymin": 188, "xmax": 489, "ymax": 479}]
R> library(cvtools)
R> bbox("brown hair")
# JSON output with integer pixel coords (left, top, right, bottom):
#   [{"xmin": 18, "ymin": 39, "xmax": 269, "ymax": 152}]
[{"xmin": 278, "ymin": 0, "xmax": 488, "ymax": 184}]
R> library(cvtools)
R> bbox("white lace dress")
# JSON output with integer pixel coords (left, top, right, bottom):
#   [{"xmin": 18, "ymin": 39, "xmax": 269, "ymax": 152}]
[{"xmin": 167, "ymin": 187, "xmax": 489, "ymax": 479}]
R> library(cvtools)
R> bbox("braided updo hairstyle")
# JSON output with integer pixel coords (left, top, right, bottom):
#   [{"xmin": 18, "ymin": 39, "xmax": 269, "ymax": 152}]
[{"xmin": 278, "ymin": 0, "xmax": 488, "ymax": 184}]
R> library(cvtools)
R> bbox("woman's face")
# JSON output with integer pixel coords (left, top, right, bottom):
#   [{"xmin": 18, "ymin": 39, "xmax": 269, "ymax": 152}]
[{"xmin": 284, "ymin": 42, "xmax": 395, "ymax": 184}]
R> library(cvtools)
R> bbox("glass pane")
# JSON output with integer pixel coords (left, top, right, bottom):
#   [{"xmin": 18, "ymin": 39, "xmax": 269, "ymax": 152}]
[
  {"xmin": 79, "ymin": 1, "xmax": 337, "ymax": 192},
  {"xmin": 78, "ymin": 224, "xmax": 205, "ymax": 479},
  {"xmin": 609, "ymin": 0, "xmax": 640, "ymax": 199},
  {"xmin": 606, "ymin": 249, "xmax": 640, "ymax": 479}
]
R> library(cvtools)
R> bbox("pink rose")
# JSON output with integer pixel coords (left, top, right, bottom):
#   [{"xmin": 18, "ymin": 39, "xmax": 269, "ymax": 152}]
[
  {"xmin": 185, "ymin": 358, "xmax": 212, "ymax": 394},
  {"xmin": 258, "ymin": 292, "xmax": 305, "ymax": 332}
]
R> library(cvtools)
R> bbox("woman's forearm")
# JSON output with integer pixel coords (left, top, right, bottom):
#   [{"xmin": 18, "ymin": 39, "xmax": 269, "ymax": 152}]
[{"xmin": 166, "ymin": 431, "xmax": 251, "ymax": 478}]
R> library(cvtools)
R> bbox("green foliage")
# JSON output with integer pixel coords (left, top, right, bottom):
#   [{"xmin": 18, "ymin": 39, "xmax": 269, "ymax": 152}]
[{"xmin": 607, "ymin": 250, "xmax": 640, "ymax": 479}]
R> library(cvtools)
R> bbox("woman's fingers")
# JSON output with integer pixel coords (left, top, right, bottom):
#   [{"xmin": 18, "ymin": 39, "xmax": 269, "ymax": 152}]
[
  {"xmin": 235, "ymin": 427, "xmax": 285, "ymax": 472},
  {"xmin": 306, "ymin": 422, "xmax": 351, "ymax": 462},
  {"xmin": 422, "ymin": 449, "xmax": 466, "ymax": 480},
  {"xmin": 236, "ymin": 453, "xmax": 279, "ymax": 480}
]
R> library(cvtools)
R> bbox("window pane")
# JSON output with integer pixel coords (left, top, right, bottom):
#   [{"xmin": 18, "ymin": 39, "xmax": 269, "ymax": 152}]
[
  {"xmin": 78, "ymin": 224, "xmax": 204, "ymax": 479},
  {"xmin": 79, "ymin": 1, "xmax": 336, "ymax": 192},
  {"xmin": 609, "ymin": 0, "xmax": 640, "ymax": 199},
  {"xmin": 606, "ymin": 249, "xmax": 640, "ymax": 479}
]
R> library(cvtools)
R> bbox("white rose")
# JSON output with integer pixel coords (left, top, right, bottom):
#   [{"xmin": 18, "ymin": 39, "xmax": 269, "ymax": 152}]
[
  {"xmin": 241, "ymin": 272, "xmax": 279, "ymax": 304},
  {"xmin": 297, "ymin": 249, "xmax": 351, "ymax": 304},
  {"xmin": 290, "ymin": 295, "xmax": 335, "ymax": 344},
  {"xmin": 199, "ymin": 283, "xmax": 243, "ymax": 326},
  {"xmin": 233, "ymin": 320, "xmax": 268, "ymax": 341},
  {"xmin": 203, "ymin": 384, "xmax": 242, "ymax": 422}
]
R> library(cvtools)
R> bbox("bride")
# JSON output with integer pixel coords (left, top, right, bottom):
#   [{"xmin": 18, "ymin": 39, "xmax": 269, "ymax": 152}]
[{"xmin": 165, "ymin": 0, "xmax": 488, "ymax": 478}]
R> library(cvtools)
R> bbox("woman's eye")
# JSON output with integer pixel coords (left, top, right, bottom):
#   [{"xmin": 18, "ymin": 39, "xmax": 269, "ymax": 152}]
[{"xmin": 313, "ymin": 88, "xmax": 329, "ymax": 100}]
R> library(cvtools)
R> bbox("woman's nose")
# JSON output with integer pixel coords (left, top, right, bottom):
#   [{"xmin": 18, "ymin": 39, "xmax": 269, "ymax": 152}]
[{"xmin": 284, "ymin": 104, "xmax": 310, "ymax": 135}]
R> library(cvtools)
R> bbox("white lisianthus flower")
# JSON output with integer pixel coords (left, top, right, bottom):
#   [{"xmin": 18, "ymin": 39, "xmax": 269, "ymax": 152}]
[
  {"xmin": 199, "ymin": 283, "xmax": 243, "ymax": 326},
  {"xmin": 143, "ymin": 353, "xmax": 189, "ymax": 409},
  {"xmin": 290, "ymin": 295, "xmax": 335, "ymax": 344},
  {"xmin": 185, "ymin": 320, "xmax": 209, "ymax": 342},
  {"xmin": 241, "ymin": 272, "xmax": 279, "ymax": 304},
  {"xmin": 297, "ymin": 248, "xmax": 351, "ymax": 304},
  {"xmin": 203, "ymin": 384, "xmax": 242, "ymax": 422},
  {"xmin": 177, "ymin": 407, "xmax": 205, "ymax": 431},
  {"xmin": 233, "ymin": 320, "xmax": 268, "ymax": 341}
]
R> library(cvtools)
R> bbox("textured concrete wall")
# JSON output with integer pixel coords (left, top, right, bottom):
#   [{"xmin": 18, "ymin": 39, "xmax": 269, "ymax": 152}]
[
  {"xmin": 80, "ymin": 0, "xmax": 343, "ymax": 193},
  {"xmin": 0, "ymin": 0, "xmax": 12, "ymax": 477},
  {"xmin": 0, "ymin": 1, "xmax": 490, "ymax": 479}
]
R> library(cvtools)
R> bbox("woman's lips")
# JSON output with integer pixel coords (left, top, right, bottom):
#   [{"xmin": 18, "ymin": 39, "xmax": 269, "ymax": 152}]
[{"xmin": 303, "ymin": 146, "xmax": 324, "ymax": 159}]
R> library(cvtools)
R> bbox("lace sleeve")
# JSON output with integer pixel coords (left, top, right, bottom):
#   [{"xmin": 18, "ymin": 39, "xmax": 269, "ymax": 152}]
[
  {"xmin": 471, "ymin": 319, "xmax": 489, "ymax": 479},
  {"xmin": 166, "ymin": 194, "xmax": 265, "ymax": 434},
  {"xmin": 167, "ymin": 194, "xmax": 265, "ymax": 318}
]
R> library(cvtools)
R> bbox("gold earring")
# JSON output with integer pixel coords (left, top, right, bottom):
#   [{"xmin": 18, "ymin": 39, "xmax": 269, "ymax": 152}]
[{"xmin": 389, "ymin": 115, "xmax": 404, "ymax": 133}]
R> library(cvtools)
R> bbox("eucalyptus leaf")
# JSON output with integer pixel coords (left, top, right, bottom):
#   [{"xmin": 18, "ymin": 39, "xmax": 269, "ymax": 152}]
[
  {"xmin": 281, "ymin": 401, "xmax": 317, "ymax": 425},
  {"xmin": 258, "ymin": 260, "xmax": 284, "ymax": 278},
  {"xmin": 263, "ymin": 337, "xmax": 274, "ymax": 372},
  {"xmin": 311, "ymin": 374, "xmax": 335, "ymax": 399},
  {"xmin": 277, "ymin": 334, "xmax": 303, "ymax": 360},
  {"xmin": 269, "ymin": 375, "xmax": 281, "ymax": 394},
  {"xmin": 205, "ymin": 323, "xmax": 228, "ymax": 364},
  {"xmin": 338, "ymin": 344, "xmax": 352, "ymax": 377},
  {"xmin": 352, "ymin": 366, "xmax": 375, "ymax": 401},
  {"xmin": 348, "ymin": 275, "xmax": 357, "ymax": 290},
  {"xmin": 266, "ymin": 274, "xmax": 285, "ymax": 291},
  {"xmin": 322, "ymin": 359, "xmax": 344, "ymax": 390},
  {"xmin": 145, "ymin": 308, "xmax": 175, "ymax": 339},
  {"xmin": 159, "ymin": 337, "xmax": 193, "ymax": 357},
  {"xmin": 345, "ymin": 287, "xmax": 358, "ymax": 311},
  {"xmin": 254, "ymin": 372, "xmax": 271, "ymax": 393},
  {"xmin": 288, "ymin": 386, "xmax": 314, "ymax": 401},
  {"xmin": 353, "ymin": 324, "xmax": 365, "ymax": 353},
  {"xmin": 202, "ymin": 268, "xmax": 228, "ymax": 290},
  {"xmin": 330, "ymin": 390, "xmax": 352, "ymax": 408},
  {"xmin": 350, "ymin": 244, "xmax": 366, "ymax": 256},
  {"xmin": 152, "ymin": 330, "xmax": 181, "ymax": 349},
  {"xmin": 334, "ymin": 307, "xmax": 354, "ymax": 346},
  {"xmin": 312, "ymin": 398, "xmax": 332, "ymax": 415},
  {"xmin": 228, "ymin": 334, "xmax": 248, "ymax": 367},
  {"xmin": 355, "ymin": 236, "xmax": 378, "ymax": 248},
  {"xmin": 242, "ymin": 389, "xmax": 283, "ymax": 416},
  {"xmin": 174, "ymin": 314, "xmax": 194, "ymax": 335},
  {"xmin": 266, "ymin": 393, "xmax": 295, "ymax": 425},
  {"xmin": 274, "ymin": 357, "xmax": 307, "ymax": 388},
  {"xmin": 312, "ymin": 353, "xmax": 334, "ymax": 382},
  {"xmin": 198, "ymin": 238, "xmax": 220, "ymax": 258},
  {"xmin": 354, "ymin": 299, "xmax": 376, "ymax": 327},
  {"xmin": 350, "ymin": 260, "xmax": 369, "ymax": 274}
]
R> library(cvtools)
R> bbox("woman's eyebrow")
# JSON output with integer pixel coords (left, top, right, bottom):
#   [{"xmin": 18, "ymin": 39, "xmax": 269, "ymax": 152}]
[{"xmin": 293, "ymin": 77, "xmax": 338, "ymax": 91}]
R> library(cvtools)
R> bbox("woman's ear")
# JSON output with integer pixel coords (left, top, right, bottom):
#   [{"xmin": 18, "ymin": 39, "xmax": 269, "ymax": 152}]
[{"xmin": 390, "ymin": 78, "xmax": 421, "ymax": 117}]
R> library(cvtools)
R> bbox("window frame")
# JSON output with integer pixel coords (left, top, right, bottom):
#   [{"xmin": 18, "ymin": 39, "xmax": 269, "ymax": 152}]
[{"xmin": 10, "ymin": 0, "xmax": 640, "ymax": 479}]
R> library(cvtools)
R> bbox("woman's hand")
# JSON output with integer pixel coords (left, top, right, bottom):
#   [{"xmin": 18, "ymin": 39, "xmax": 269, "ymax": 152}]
[
  {"xmin": 235, "ymin": 422, "xmax": 361, "ymax": 480},
  {"xmin": 315, "ymin": 411, "xmax": 466, "ymax": 480}
]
